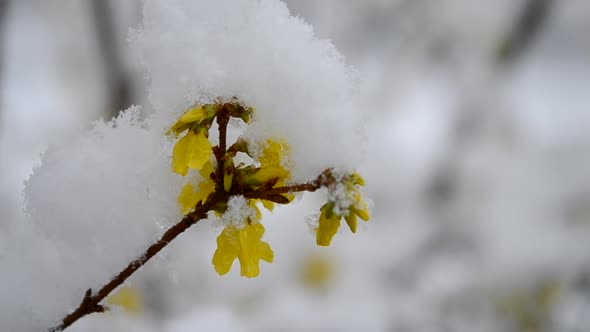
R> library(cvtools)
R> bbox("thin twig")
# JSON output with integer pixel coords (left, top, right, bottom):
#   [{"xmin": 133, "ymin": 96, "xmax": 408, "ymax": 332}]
[
  {"xmin": 496, "ymin": 0, "xmax": 554, "ymax": 65},
  {"xmin": 49, "ymin": 197, "xmax": 219, "ymax": 331},
  {"xmin": 0, "ymin": 0, "xmax": 9, "ymax": 133},
  {"xmin": 243, "ymin": 169, "xmax": 332, "ymax": 199}
]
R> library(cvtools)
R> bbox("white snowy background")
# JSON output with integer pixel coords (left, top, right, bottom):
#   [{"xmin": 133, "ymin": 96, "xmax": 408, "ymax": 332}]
[{"xmin": 1, "ymin": 0, "xmax": 590, "ymax": 331}]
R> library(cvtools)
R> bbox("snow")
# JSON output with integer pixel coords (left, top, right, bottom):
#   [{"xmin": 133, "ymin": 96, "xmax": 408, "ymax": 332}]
[{"xmin": 2, "ymin": 0, "xmax": 590, "ymax": 331}]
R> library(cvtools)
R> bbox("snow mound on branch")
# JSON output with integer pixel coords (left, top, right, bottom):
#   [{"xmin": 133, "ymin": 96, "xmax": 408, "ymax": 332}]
[
  {"xmin": 22, "ymin": 108, "xmax": 184, "ymax": 328},
  {"xmin": 132, "ymin": 0, "xmax": 364, "ymax": 181}
]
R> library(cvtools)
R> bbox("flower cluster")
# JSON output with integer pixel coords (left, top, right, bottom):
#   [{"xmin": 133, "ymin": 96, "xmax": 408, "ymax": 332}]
[
  {"xmin": 167, "ymin": 101, "xmax": 291, "ymax": 277},
  {"xmin": 167, "ymin": 100, "xmax": 370, "ymax": 277},
  {"xmin": 316, "ymin": 173, "xmax": 370, "ymax": 246}
]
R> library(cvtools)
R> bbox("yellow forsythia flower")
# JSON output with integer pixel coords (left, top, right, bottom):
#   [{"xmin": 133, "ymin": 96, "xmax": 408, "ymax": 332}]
[
  {"xmin": 178, "ymin": 160, "xmax": 215, "ymax": 214},
  {"xmin": 316, "ymin": 204, "xmax": 341, "ymax": 246},
  {"xmin": 300, "ymin": 253, "xmax": 334, "ymax": 290},
  {"xmin": 106, "ymin": 286, "xmax": 143, "ymax": 315},
  {"xmin": 246, "ymin": 165, "xmax": 290, "ymax": 186},
  {"xmin": 316, "ymin": 173, "xmax": 370, "ymax": 246},
  {"xmin": 178, "ymin": 180, "xmax": 215, "ymax": 214},
  {"xmin": 168, "ymin": 105, "xmax": 217, "ymax": 175},
  {"xmin": 343, "ymin": 192, "xmax": 370, "ymax": 234},
  {"xmin": 259, "ymin": 139, "xmax": 288, "ymax": 167},
  {"xmin": 246, "ymin": 138, "xmax": 294, "ymax": 211},
  {"xmin": 249, "ymin": 200, "xmax": 263, "ymax": 220},
  {"xmin": 167, "ymin": 105, "xmax": 216, "ymax": 137},
  {"xmin": 261, "ymin": 200, "xmax": 274, "ymax": 212},
  {"xmin": 171, "ymin": 129, "xmax": 212, "ymax": 175},
  {"xmin": 212, "ymin": 222, "xmax": 274, "ymax": 278}
]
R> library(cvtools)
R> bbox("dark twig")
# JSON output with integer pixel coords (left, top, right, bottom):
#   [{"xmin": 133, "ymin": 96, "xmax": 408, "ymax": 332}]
[
  {"xmin": 0, "ymin": 0, "xmax": 9, "ymax": 133},
  {"xmin": 214, "ymin": 104, "xmax": 231, "ymax": 192},
  {"xmin": 49, "ymin": 197, "xmax": 219, "ymax": 331},
  {"xmin": 89, "ymin": 0, "xmax": 135, "ymax": 120},
  {"xmin": 496, "ymin": 0, "xmax": 554, "ymax": 65},
  {"xmin": 243, "ymin": 169, "xmax": 332, "ymax": 200}
]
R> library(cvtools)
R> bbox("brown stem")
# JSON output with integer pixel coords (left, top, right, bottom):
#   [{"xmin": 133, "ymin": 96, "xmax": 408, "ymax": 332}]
[
  {"xmin": 214, "ymin": 105, "xmax": 231, "ymax": 191},
  {"xmin": 49, "ymin": 196, "xmax": 220, "ymax": 331},
  {"xmin": 243, "ymin": 170, "xmax": 331, "ymax": 200}
]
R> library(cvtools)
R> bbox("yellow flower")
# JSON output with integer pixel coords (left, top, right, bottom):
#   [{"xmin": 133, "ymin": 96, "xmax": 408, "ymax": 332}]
[
  {"xmin": 106, "ymin": 286, "xmax": 143, "ymax": 315},
  {"xmin": 177, "ymin": 160, "xmax": 215, "ymax": 214},
  {"xmin": 259, "ymin": 139, "xmax": 289, "ymax": 167},
  {"xmin": 212, "ymin": 222, "xmax": 274, "ymax": 278},
  {"xmin": 249, "ymin": 200, "xmax": 262, "ymax": 221},
  {"xmin": 316, "ymin": 204, "xmax": 341, "ymax": 246},
  {"xmin": 261, "ymin": 200, "xmax": 274, "ymax": 212},
  {"xmin": 178, "ymin": 179, "xmax": 215, "ymax": 215},
  {"xmin": 246, "ymin": 165, "xmax": 290, "ymax": 186},
  {"xmin": 167, "ymin": 105, "xmax": 217, "ymax": 137},
  {"xmin": 168, "ymin": 105, "xmax": 218, "ymax": 175},
  {"xmin": 243, "ymin": 138, "xmax": 294, "ymax": 209},
  {"xmin": 316, "ymin": 173, "xmax": 370, "ymax": 246},
  {"xmin": 343, "ymin": 192, "xmax": 370, "ymax": 234},
  {"xmin": 171, "ymin": 129, "xmax": 212, "ymax": 175},
  {"xmin": 300, "ymin": 253, "xmax": 335, "ymax": 290}
]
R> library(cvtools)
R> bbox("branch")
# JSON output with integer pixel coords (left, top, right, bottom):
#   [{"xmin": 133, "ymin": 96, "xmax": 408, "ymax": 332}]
[
  {"xmin": 496, "ymin": 0, "xmax": 554, "ymax": 65},
  {"xmin": 214, "ymin": 105, "xmax": 231, "ymax": 192},
  {"xmin": 243, "ymin": 169, "xmax": 332, "ymax": 200},
  {"xmin": 50, "ymin": 103, "xmax": 333, "ymax": 330},
  {"xmin": 49, "ymin": 196, "xmax": 220, "ymax": 331},
  {"xmin": 0, "ymin": 0, "xmax": 9, "ymax": 133},
  {"xmin": 89, "ymin": 0, "xmax": 135, "ymax": 120},
  {"xmin": 50, "ymin": 171, "xmax": 329, "ymax": 330}
]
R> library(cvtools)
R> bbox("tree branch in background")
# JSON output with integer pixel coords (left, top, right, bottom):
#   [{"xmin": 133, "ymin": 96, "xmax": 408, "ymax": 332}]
[
  {"xmin": 408, "ymin": 0, "xmax": 558, "ymax": 286},
  {"xmin": 496, "ymin": 0, "xmax": 554, "ymax": 65},
  {"xmin": 427, "ymin": 0, "xmax": 556, "ymax": 208},
  {"xmin": 89, "ymin": 0, "xmax": 134, "ymax": 120},
  {"xmin": 0, "ymin": 0, "xmax": 9, "ymax": 133}
]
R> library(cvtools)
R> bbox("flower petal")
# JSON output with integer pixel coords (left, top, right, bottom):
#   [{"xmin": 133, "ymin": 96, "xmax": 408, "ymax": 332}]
[
  {"xmin": 179, "ymin": 105, "xmax": 207, "ymax": 123},
  {"xmin": 166, "ymin": 120, "xmax": 191, "ymax": 137},
  {"xmin": 261, "ymin": 200, "xmax": 275, "ymax": 212},
  {"xmin": 171, "ymin": 131, "xmax": 193, "ymax": 175},
  {"xmin": 106, "ymin": 286, "xmax": 143, "ymax": 315},
  {"xmin": 178, "ymin": 182, "xmax": 199, "ymax": 214},
  {"xmin": 187, "ymin": 130, "xmax": 213, "ymax": 170},
  {"xmin": 258, "ymin": 241, "xmax": 274, "ymax": 263},
  {"xmin": 212, "ymin": 227, "xmax": 239, "ymax": 276},
  {"xmin": 344, "ymin": 212, "xmax": 357, "ymax": 233},
  {"xmin": 354, "ymin": 202, "xmax": 370, "ymax": 221},
  {"xmin": 316, "ymin": 205, "xmax": 341, "ymax": 246},
  {"xmin": 237, "ymin": 223, "xmax": 264, "ymax": 277},
  {"xmin": 246, "ymin": 165, "xmax": 290, "ymax": 186}
]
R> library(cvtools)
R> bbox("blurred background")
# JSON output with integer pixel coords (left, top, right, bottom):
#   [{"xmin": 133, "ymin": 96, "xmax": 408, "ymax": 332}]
[{"xmin": 2, "ymin": 1, "xmax": 590, "ymax": 331}]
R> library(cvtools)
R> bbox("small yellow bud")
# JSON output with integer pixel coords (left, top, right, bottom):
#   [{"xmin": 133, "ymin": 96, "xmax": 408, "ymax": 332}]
[{"xmin": 344, "ymin": 212, "xmax": 357, "ymax": 233}]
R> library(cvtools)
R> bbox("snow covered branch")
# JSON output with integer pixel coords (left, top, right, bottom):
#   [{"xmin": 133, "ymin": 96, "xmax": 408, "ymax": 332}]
[{"xmin": 49, "ymin": 100, "xmax": 353, "ymax": 330}]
